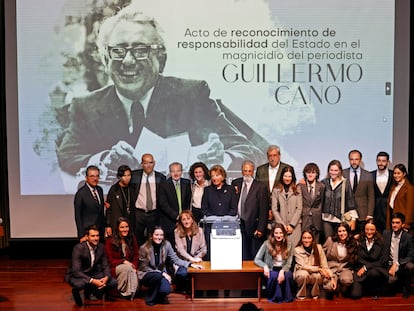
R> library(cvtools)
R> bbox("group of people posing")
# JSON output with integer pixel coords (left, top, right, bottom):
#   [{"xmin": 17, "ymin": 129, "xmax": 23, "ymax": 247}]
[{"xmin": 65, "ymin": 146, "xmax": 414, "ymax": 306}]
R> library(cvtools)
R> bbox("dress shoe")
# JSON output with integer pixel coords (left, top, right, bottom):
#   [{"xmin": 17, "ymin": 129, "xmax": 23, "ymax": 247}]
[
  {"xmin": 72, "ymin": 288, "xmax": 83, "ymax": 307},
  {"xmin": 402, "ymin": 287, "xmax": 410, "ymax": 299},
  {"xmin": 159, "ymin": 296, "xmax": 170, "ymax": 304},
  {"xmin": 372, "ymin": 295, "xmax": 379, "ymax": 300}
]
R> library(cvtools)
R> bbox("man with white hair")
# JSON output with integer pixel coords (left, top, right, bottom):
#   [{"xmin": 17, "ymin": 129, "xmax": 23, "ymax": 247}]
[{"xmin": 56, "ymin": 6, "xmax": 266, "ymax": 180}]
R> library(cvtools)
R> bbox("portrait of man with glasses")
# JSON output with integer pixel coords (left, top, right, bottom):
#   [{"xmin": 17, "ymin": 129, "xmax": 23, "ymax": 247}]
[{"xmin": 56, "ymin": 4, "xmax": 267, "ymax": 186}]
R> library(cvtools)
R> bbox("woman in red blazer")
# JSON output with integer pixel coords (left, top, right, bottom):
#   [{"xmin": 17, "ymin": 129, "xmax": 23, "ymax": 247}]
[
  {"xmin": 386, "ymin": 164, "xmax": 414, "ymax": 234},
  {"xmin": 105, "ymin": 217, "xmax": 139, "ymax": 299}
]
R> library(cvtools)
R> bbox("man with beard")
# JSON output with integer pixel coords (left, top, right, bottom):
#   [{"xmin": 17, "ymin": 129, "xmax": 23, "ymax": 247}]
[
  {"xmin": 371, "ymin": 151, "xmax": 393, "ymax": 233},
  {"xmin": 231, "ymin": 160, "xmax": 268, "ymax": 260}
]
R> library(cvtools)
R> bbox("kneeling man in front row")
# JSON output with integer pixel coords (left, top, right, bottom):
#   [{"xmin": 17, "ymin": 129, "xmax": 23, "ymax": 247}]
[{"xmin": 65, "ymin": 225, "xmax": 117, "ymax": 306}]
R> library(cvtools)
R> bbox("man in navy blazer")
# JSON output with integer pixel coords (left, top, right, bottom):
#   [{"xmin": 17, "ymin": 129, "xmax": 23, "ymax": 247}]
[
  {"xmin": 343, "ymin": 150, "xmax": 375, "ymax": 233},
  {"xmin": 231, "ymin": 160, "xmax": 269, "ymax": 260},
  {"xmin": 65, "ymin": 225, "xmax": 117, "ymax": 306},
  {"xmin": 56, "ymin": 7, "xmax": 266, "ymax": 181},
  {"xmin": 131, "ymin": 153, "xmax": 166, "ymax": 246},
  {"xmin": 74, "ymin": 165, "xmax": 109, "ymax": 240},
  {"xmin": 159, "ymin": 162, "xmax": 192, "ymax": 246},
  {"xmin": 371, "ymin": 151, "xmax": 393, "ymax": 233},
  {"xmin": 383, "ymin": 212, "xmax": 414, "ymax": 298}
]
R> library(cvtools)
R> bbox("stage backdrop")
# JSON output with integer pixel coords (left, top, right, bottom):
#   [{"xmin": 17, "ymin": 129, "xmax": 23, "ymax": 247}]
[{"xmin": 6, "ymin": 0, "xmax": 410, "ymax": 237}]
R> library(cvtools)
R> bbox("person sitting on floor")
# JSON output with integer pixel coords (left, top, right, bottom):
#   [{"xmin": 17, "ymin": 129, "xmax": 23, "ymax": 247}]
[
  {"xmin": 105, "ymin": 217, "xmax": 139, "ymax": 300},
  {"xmin": 254, "ymin": 223, "xmax": 294, "ymax": 303},
  {"xmin": 383, "ymin": 212, "xmax": 414, "ymax": 299},
  {"xmin": 174, "ymin": 210, "xmax": 207, "ymax": 292},
  {"xmin": 138, "ymin": 226, "xmax": 202, "ymax": 306},
  {"xmin": 294, "ymin": 229, "xmax": 336, "ymax": 300},
  {"xmin": 323, "ymin": 222, "xmax": 358, "ymax": 297},
  {"xmin": 65, "ymin": 225, "xmax": 117, "ymax": 307},
  {"xmin": 351, "ymin": 219, "xmax": 388, "ymax": 300}
]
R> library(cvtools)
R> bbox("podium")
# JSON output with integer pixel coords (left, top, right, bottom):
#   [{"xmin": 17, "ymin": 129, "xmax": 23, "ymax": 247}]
[{"xmin": 204, "ymin": 216, "xmax": 242, "ymax": 270}]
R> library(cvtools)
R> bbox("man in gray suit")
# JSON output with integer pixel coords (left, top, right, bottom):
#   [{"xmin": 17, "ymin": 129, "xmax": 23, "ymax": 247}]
[{"xmin": 343, "ymin": 149, "xmax": 375, "ymax": 233}]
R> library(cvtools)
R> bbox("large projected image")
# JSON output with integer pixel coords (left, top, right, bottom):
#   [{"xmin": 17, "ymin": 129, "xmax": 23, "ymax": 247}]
[{"xmin": 17, "ymin": 0, "xmax": 394, "ymax": 196}]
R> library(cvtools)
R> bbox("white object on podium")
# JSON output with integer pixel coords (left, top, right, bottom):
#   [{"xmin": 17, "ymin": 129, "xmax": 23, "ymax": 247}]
[{"xmin": 210, "ymin": 219, "xmax": 242, "ymax": 270}]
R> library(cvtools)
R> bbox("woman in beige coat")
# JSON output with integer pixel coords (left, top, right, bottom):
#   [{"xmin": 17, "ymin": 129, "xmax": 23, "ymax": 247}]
[
  {"xmin": 294, "ymin": 230, "xmax": 336, "ymax": 300},
  {"xmin": 272, "ymin": 166, "xmax": 303, "ymax": 247}
]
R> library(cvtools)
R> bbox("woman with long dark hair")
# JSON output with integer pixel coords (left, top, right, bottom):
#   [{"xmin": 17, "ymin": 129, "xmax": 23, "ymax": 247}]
[
  {"xmin": 323, "ymin": 222, "xmax": 358, "ymax": 296},
  {"xmin": 105, "ymin": 217, "xmax": 139, "ymax": 299},
  {"xmin": 386, "ymin": 163, "xmax": 414, "ymax": 235},
  {"xmin": 294, "ymin": 230, "xmax": 335, "ymax": 300},
  {"xmin": 272, "ymin": 166, "xmax": 303, "ymax": 246},
  {"xmin": 138, "ymin": 226, "xmax": 201, "ymax": 306},
  {"xmin": 351, "ymin": 220, "xmax": 388, "ymax": 299},
  {"xmin": 254, "ymin": 223, "xmax": 294, "ymax": 303}
]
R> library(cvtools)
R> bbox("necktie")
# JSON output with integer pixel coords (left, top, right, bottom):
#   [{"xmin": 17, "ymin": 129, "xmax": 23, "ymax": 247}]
[
  {"xmin": 130, "ymin": 101, "xmax": 145, "ymax": 137},
  {"xmin": 175, "ymin": 181, "xmax": 182, "ymax": 214},
  {"xmin": 92, "ymin": 188, "xmax": 99, "ymax": 203},
  {"xmin": 353, "ymin": 169, "xmax": 358, "ymax": 193},
  {"xmin": 146, "ymin": 175, "xmax": 153, "ymax": 211},
  {"xmin": 309, "ymin": 184, "xmax": 314, "ymax": 199},
  {"xmin": 391, "ymin": 234, "xmax": 400, "ymax": 262},
  {"xmin": 240, "ymin": 182, "xmax": 248, "ymax": 219}
]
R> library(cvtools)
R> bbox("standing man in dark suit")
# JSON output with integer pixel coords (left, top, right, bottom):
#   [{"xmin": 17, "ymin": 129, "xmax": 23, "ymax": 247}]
[
  {"xmin": 255, "ymin": 145, "xmax": 292, "ymax": 225},
  {"xmin": 343, "ymin": 150, "xmax": 375, "ymax": 233},
  {"xmin": 231, "ymin": 160, "xmax": 268, "ymax": 260},
  {"xmin": 74, "ymin": 165, "xmax": 109, "ymax": 241},
  {"xmin": 56, "ymin": 6, "xmax": 265, "ymax": 182},
  {"xmin": 159, "ymin": 162, "xmax": 191, "ymax": 246},
  {"xmin": 383, "ymin": 212, "xmax": 414, "ymax": 299},
  {"xmin": 371, "ymin": 151, "xmax": 393, "ymax": 234},
  {"xmin": 65, "ymin": 225, "xmax": 117, "ymax": 307},
  {"xmin": 131, "ymin": 153, "xmax": 166, "ymax": 246},
  {"xmin": 297, "ymin": 163, "xmax": 325, "ymax": 243}
]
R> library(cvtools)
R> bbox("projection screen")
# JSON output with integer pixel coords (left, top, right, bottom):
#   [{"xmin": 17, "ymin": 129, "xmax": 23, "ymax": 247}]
[{"xmin": 5, "ymin": 0, "xmax": 410, "ymax": 238}]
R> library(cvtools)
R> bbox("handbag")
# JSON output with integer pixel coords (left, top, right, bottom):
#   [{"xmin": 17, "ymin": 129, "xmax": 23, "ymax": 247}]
[{"xmin": 340, "ymin": 178, "xmax": 356, "ymax": 231}]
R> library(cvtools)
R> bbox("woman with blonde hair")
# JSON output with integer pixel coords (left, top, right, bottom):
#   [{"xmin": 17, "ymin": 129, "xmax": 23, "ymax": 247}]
[{"xmin": 173, "ymin": 210, "xmax": 207, "ymax": 292}]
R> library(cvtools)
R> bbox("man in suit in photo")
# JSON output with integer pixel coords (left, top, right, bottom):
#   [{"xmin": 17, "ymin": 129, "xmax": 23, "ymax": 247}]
[
  {"xmin": 297, "ymin": 163, "xmax": 325, "ymax": 243},
  {"xmin": 231, "ymin": 160, "xmax": 269, "ymax": 260},
  {"xmin": 56, "ymin": 6, "xmax": 266, "ymax": 182},
  {"xmin": 159, "ymin": 162, "xmax": 192, "ymax": 246},
  {"xmin": 383, "ymin": 212, "xmax": 414, "ymax": 299},
  {"xmin": 74, "ymin": 165, "xmax": 109, "ymax": 241},
  {"xmin": 131, "ymin": 153, "xmax": 166, "ymax": 246},
  {"xmin": 371, "ymin": 151, "xmax": 393, "ymax": 234},
  {"xmin": 343, "ymin": 149, "xmax": 375, "ymax": 233},
  {"xmin": 65, "ymin": 225, "xmax": 117, "ymax": 307}
]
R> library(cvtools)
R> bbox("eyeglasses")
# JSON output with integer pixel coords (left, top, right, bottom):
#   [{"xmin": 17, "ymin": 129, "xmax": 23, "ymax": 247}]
[{"xmin": 108, "ymin": 44, "xmax": 163, "ymax": 61}]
